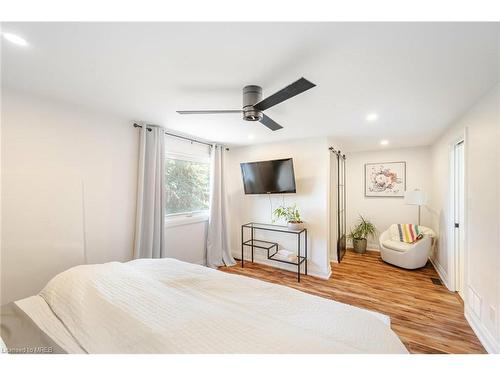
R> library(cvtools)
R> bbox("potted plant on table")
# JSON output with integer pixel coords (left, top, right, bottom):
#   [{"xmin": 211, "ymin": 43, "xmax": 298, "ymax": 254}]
[
  {"xmin": 348, "ymin": 215, "xmax": 377, "ymax": 254},
  {"xmin": 273, "ymin": 204, "xmax": 304, "ymax": 231}
]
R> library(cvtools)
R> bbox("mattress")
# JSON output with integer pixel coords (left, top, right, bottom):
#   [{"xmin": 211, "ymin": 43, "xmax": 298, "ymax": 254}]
[{"xmin": 2, "ymin": 258, "xmax": 408, "ymax": 354}]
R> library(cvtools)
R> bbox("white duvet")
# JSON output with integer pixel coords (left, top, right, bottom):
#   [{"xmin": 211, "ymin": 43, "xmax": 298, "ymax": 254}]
[{"xmin": 26, "ymin": 258, "xmax": 407, "ymax": 353}]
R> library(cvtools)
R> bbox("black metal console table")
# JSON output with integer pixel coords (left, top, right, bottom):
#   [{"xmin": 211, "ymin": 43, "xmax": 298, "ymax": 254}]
[{"xmin": 241, "ymin": 222, "xmax": 307, "ymax": 282}]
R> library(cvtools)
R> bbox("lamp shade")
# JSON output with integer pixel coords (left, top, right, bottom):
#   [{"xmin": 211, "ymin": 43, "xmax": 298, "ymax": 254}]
[{"xmin": 404, "ymin": 189, "xmax": 426, "ymax": 206}]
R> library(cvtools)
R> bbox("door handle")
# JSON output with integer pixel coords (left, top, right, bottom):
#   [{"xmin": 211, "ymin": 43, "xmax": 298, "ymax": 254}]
[{"xmin": 454, "ymin": 223, "xmax": 460, "ymax": 228}]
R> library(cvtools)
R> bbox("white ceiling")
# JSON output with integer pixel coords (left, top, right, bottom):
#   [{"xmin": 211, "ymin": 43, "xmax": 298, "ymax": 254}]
[{"xmin": 1, "ymin": 22, "xmax": 499, "ymax": 150}]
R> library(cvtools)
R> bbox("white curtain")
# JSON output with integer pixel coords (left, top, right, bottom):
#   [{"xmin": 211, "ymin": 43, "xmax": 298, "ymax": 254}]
[
  {"xmin": 133, "ymin": 125, "xmax": 166, "ymax": 259},
  {"xmin": 206, "ymin": 145, "xmax": 236, "ymax": 268}
]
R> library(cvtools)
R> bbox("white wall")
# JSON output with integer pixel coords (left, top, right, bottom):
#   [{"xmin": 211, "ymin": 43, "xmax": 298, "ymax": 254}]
[
  {"xmin": 345, "ymin": 146, "xmax": 432, "ymax": 250},
  {"xmin": 225, "ymin": 137, "xmax": 331, "ymax": 278},
  {"xmin": 0, "ymin": 90, "xmax": 215, "ymax": 305},
  {"xmin": 429, "ymin": 84, "xmax": 500, "ymax": 353},
  {"xmin": 165, "ymin": 217, "xmax": 207, "ymax": 266},
  {"xmin": 1, "ymin": 89, "xmax": 138, "ymax": 304}
]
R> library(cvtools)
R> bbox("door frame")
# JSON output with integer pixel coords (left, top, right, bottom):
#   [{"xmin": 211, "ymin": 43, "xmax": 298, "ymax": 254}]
[
  {"xmin": 447, "ymin": 130, "xmax": 468, "ymax": 298},
  {"xmin": 328, "ymin": 151, "xmax": 338, "ymax": 262}
]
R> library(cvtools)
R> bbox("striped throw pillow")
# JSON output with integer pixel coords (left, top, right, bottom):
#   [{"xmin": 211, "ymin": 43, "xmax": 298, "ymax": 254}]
[{"xmin": 397, "ymin": 224, "xmax": 423, "ymax": 243}]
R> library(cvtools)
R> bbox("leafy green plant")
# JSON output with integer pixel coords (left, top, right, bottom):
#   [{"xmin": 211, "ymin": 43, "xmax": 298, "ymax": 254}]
[
  {"xmin": 347, "ymin": 215, "xmax": 377, "ymax": 240},
  {"xmin": 273, "ymin": 204, "xmax": 302, "ymax": 223},
  {"xmin": 347, "ymin": 227, "xmax": 362, "ymax": 241},
  {"xmin": 164, "ymin": 158, "xmax": 209, "ymax": 214}
]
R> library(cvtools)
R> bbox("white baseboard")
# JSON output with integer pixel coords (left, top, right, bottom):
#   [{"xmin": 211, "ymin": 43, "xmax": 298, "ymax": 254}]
[
  {"xmin": 320, "ymin": 268, "xmax": 332, "ymax": 280},
  {"xmin": 345, "ymin": 247, "xmax": 379, "ymax": 252},
  {"xmin": 232, "ymin": 251, "xmax": 332, "ymax": 280},
  {"xmin": 425, "ymin": 258, "xmax": 500, "ymax": 354},
  {"xmin": 429, "ymin": 256, "xmax": 452, "ymax": 291},
  {"xmin": 252, "ymin": 257, "xmax": 332, "ymax": 280},
  {"xmin": 464, "ymin": 305, "xmax": 500, "ymax": 354},
  {"xmin": 346, "ymin": 241, "xmax": 380, "ymax": 251}
]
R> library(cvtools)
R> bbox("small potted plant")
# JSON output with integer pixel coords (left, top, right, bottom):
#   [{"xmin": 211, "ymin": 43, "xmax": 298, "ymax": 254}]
[
  {"xmin": 273, "ymin": 204, "xmax": 304, "ymax": 231},
  {"xmin": 348, "ymin": 215, "xmax": 377, "ymax": 254}
]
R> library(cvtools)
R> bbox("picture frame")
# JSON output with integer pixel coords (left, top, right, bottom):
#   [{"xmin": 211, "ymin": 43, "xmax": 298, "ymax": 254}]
[{"xmin": 364, "ymin": 161, "xmax": 406, "ymax": 197}]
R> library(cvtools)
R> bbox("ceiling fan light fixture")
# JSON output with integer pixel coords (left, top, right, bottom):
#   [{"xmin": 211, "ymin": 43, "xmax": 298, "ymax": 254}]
[
  {"xmin": 243, "ymin": 110, "xmax": 263, "ymax": 122},
  {"xmin": 242, "ymin": 85, "xmax": 263, "ymax": 121},
  {"xmin": 176, "ymin": 77, "xmax": 315, "ymax": 131}
]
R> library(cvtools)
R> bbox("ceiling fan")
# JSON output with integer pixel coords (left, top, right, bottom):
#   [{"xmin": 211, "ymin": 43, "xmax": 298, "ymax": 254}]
[{"xmin": 176, "ymin": 77, "xmax": 316, "ymax": 131}]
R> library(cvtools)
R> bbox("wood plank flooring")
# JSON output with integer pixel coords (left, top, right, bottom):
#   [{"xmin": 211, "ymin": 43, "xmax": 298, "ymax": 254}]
[{"xmin": 219, "ymin": 250, "xmax": 485, "ymax": 354}]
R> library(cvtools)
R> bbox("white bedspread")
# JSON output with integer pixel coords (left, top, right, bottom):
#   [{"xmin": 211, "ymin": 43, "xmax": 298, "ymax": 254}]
[{"xmin": 33, "ymin": 258, "xmax": 407, "ymax": 354}]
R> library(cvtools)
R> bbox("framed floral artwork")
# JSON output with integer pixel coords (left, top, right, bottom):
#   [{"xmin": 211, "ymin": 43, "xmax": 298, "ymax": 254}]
[{"xmin": 365, "ymin": 161, "xmax": 406, "ymax": 197}]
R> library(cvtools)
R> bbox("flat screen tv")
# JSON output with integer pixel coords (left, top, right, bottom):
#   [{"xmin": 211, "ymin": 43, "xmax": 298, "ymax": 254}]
[{"xmin": 240, "ymin": 158, "xmax": 296, "ymax": 194}]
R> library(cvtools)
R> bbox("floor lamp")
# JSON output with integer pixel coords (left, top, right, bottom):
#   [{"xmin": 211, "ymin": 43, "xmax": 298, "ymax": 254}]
[{"xmin": 404, "ymin": 189, "xmax": 426, "ymax": 225}]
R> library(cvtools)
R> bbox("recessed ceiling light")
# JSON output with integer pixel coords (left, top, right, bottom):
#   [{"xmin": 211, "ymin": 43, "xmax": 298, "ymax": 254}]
[
  {"xmin": 380, "ymin": 139, "xmax": 389, "ymax": 146},
  {"xmin": 247, "ymin": 134, "xmax": 255, "ymax": 140},
  {"xmin": 366, "ymin": 113, "xmax": 379, "ymax": 122},
  {"xmin": 2, "ymin": 32, "xmax": 28, "ymax": 47}
]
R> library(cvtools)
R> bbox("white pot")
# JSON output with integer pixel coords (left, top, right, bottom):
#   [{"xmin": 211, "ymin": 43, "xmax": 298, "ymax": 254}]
[{"xmin": 287, "ymin": 222, "xmax": 304, "ymax": 231}]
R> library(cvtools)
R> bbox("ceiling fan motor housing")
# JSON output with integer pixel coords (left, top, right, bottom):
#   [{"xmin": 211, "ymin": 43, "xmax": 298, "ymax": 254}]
[{"xmin": 242, "ymin": 85, "xmax": 263, "ymax": 121}]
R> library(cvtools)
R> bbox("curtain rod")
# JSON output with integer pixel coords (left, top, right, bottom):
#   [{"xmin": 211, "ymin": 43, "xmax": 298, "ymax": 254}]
[
  {"xmin": 133, "ymin": 123, "xmax": 227, "ymax": 149},
  {"xmin": 329, "ymin": 146, "xmax": 346, "ymax": 159}
]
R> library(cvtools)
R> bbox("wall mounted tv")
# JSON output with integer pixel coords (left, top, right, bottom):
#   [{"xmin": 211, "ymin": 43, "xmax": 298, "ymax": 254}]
[{"xmin": 240, "ymin": 158, "xmax": 296, "ymax": 194}]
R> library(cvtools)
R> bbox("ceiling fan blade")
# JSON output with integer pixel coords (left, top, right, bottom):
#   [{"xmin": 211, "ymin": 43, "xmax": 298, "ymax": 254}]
[
  {"xmin": 259, "ymin": 114, "xmax": 283, "ymax": 131},
  {"xmin": 253, "ymin": 77, "xmax": 316, "ymax": 111},
  {"xmin": 177, "ymin": 110, "xmax": 242, "ymax": 114}
]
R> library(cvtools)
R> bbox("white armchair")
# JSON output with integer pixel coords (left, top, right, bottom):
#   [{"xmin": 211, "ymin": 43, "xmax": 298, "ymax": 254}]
[{"xmin": 379, "ymin": 225, "xmax": 434, "ymax": 269}]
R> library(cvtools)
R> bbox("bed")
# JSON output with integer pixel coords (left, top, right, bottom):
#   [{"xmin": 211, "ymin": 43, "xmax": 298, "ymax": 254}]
[{"xmin": 1, "ymin": 258, "xmax": 408, "ymax": 354}]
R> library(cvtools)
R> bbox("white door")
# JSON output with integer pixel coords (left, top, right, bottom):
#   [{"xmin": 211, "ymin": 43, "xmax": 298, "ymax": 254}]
[{"xmin": 454, "ymin": 140, "xmax": 465, "ymax": 298}]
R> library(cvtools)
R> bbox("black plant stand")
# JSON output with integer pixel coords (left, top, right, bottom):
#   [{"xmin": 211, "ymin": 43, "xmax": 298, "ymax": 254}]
[{"xmin": 240, "ymin": 222, "xmax": 307, "ymax": 282}]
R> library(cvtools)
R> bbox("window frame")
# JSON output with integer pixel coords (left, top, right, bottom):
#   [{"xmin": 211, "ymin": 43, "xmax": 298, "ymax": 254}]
[{"xmin": 164, "ymin": 150, "xmax": 211, "ymax": 221}]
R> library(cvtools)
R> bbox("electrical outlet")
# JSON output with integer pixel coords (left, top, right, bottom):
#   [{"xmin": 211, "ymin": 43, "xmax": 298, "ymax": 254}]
[{"xmin": 489, "ymin": 305, "xmax": 496, "ymax": 324}]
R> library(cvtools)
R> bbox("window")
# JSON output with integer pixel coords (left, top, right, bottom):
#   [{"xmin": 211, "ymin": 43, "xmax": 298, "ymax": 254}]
[{"xmin": 165, "ymin": 153, "xmax": 210, "ymax": 216}]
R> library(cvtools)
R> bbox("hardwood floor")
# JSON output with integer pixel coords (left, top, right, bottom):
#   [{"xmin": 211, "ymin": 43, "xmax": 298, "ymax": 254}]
[{"xmin": 219, "ymin": 250, "xmax": 485, "ymax": 354}]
